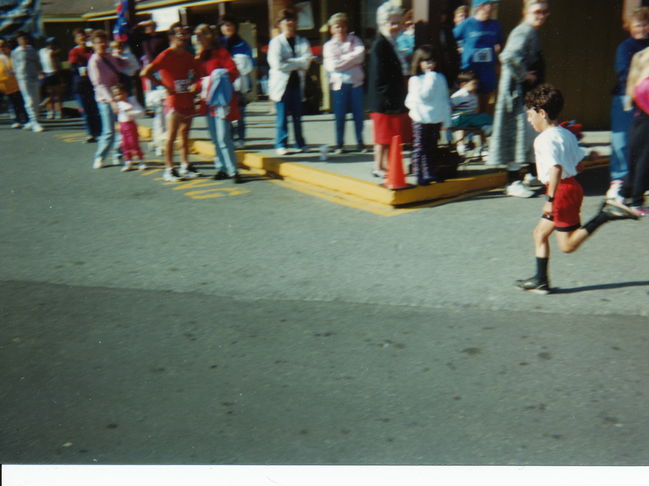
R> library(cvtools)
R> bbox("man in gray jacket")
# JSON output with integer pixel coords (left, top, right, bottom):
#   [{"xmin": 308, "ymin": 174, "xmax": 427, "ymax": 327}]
[{"xmin": 11, "ymin": 31, "xmax": 44, "ymax": 132}]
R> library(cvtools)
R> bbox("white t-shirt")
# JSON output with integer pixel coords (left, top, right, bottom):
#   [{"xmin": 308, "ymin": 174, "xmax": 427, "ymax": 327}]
[
  {"xmin": 39, "ymin": 47, "xmax": 56, "ymax": 74},
  {"xmin": 533, "ymin": 126, "xmax": 585, "ymax": 184},
  {"xmin": 116, "ymin": 96, "xmax": 144, "ymax": 123}
]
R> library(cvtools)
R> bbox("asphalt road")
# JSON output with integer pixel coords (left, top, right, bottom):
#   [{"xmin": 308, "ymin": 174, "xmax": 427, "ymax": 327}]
[{"xmin": 1, "ymin": 116, "xmax": 649, "ymax": 466}]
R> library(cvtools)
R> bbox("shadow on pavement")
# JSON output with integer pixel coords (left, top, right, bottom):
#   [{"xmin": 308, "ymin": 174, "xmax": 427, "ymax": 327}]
[{"xmin": 553, "ymin": 280, "xmax": 649, "ymax": 294}]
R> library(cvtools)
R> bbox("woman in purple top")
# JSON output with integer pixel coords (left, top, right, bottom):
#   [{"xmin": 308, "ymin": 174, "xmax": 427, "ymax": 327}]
[{"xmin": 88, "ymin": 29, "xmax": 128, "ymax": 169}]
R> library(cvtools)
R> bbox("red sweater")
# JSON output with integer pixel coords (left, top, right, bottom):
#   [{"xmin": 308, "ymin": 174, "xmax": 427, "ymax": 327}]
[{"xmin": 198, "ymin": 47, "xmax": 240, "ymax": 121}]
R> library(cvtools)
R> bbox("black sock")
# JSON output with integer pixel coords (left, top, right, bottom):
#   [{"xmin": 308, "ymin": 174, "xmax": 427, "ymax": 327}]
[
  {"xmin": 536, "ymin": 257, "xmax": 549, "ymax": 282},
  {"xmin": 581, "ymin": 210, "xmax": 611, "ymax": 235}
]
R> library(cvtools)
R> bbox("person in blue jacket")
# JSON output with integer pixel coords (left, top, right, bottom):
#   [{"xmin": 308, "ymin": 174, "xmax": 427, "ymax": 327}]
[
  {"xmin": 607, "ymin": 7, "xmax": 649, "ymax": 202},
  {"xmin": 219, "ymin": 15, "xmax": 255, "ymax": 149},
  {"xmin": 453, "ymin": 0, "xmax": 503, "ymax": 113}
]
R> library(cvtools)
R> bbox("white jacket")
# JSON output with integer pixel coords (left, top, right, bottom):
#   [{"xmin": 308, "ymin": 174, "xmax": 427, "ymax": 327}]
[
  {"xmin": 267, "ymin": 33, "xmax": 312, "ymax": 102},
  {"xmin": 405, "ymin": 71, "xmax": 452, "ymax": 127}
]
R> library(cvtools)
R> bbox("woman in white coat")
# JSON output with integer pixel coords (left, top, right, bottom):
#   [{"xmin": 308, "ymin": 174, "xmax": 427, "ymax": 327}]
[{"xmin": 267, "ymin": 8, "xmax": 313, "ymax": 155}]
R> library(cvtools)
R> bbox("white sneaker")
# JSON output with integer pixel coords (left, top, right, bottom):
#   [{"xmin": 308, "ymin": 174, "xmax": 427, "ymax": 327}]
[
  {"xmin": 505, "ymin": 180, "xmax": 534, "ymax": 198},
  {"xmin": 606, "ymin": 180, "xmax": 623, "ymax": 200},
  {"xmin": 11, "ymin": 122, "xmax": 21, "ymax": 129},
  {"xmin": 121, "ymin": 161, "xmax": 133, "ymax": 172},
  {"xmin": 523, "ymin": 172, "xmax": 543, "ymax": 187},
  {"xmin": 46, "ymin": 111, "xmax": 54, "ymax": 120},
  {"xmin": 137, "ymin": 162, "xmax": 147, "ymax": 170},
  {"xmin": 276, "ymin": 147, "xmax": 288, "ymax": 156},
  {"xmin": 22, "ymin": 122, "xmax": 33, "ymax": 130},
  {"xmin": 93, "ymin": 157, "xmax": 104, "ymax": 169},
  {"xmin": 179, "ymin": 164, "xmax": 201, "ymax": 179},
  {"xmin": 32, "ymin": 123, "xmax": 44, "ymax": 132},
  {"xmin": 163, "ymin": 168, "xmax": 183, "ymax": 182}
]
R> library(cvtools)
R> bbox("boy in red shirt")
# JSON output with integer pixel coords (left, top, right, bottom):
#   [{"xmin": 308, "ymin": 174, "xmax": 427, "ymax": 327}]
[{"xmin": 141, "ymin": 23, "xmax": 201, "ymax": 182}]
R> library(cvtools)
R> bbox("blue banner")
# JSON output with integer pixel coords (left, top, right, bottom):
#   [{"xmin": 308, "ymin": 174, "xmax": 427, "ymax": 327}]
[
  {"xmin": 113, "ymin": 0, "xmax": 129, "ymax": 42},
  {"xmin": 0, "ymin": 0, "xmax": 42, "ymax": 38}
]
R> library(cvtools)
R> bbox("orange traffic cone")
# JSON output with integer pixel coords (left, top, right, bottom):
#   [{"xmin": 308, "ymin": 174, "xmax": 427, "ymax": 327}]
[{"xmin": 384, "ymin": 135, "xmax": 409, "ymax": 189}]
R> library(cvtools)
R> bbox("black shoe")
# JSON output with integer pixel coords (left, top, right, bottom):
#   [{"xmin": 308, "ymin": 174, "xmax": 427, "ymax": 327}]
[
  {"xmin": 85, "ymin": 136, "xmax": 97, "ymax": 143},
  {"xmin": 213, "ymin": 171, "xmax": 228, "ymax": 180},
  {"xmin": 232, "ymin": 172, "xmax": 243, "ymax": 184},
  {"xmin": 515, "ymin": 276, "xmax": 551, "ymax": 295},
  {"xmin": 603, "ymin": 200, "xmax": 640, "ymax": 220}
]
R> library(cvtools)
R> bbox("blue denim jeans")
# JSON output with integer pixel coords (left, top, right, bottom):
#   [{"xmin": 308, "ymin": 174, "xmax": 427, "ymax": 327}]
[
  {"xmin": 331, "ymin": 84, "xmax": 365, "ymax": 148},
  {"xmin": 207, "ymin": 113, "xmax": 238, "ymax": 176},
  {"xmin": 95, "ymin": 101, "xmax": 119, "ymax": 161},
  {"xmin": 275, "ymin": 86, "xmax": 305, "ymax": 149},
  {"xmin": 610, "ymin": 95, "xmax": 634, "ymax": 181}
]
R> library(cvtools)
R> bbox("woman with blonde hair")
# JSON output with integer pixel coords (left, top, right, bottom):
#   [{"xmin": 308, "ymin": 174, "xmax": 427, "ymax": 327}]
[
  {"xmin": 322, "ymin": 12, "xmax": 366, "ymax": 154},
  {"xmin": 194, "ymin": 23, "xmax": 242, "ymax": 182}
]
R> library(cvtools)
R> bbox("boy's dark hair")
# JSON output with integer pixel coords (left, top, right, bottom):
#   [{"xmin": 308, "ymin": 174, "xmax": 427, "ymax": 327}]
[
  {"xmin": 525, "ymin": 83, "xmax": 564, "ymax": 120},
  {"xmin": 72, "ymin": 27, "xmax": 85, "ymax": 36},
  {"xmin": 457, "ymin": 70, "xmax": 478, "ymax": 84},
  {"xmin": 410, "ymin": 45, "xmax": 440, "ymax": 76}
]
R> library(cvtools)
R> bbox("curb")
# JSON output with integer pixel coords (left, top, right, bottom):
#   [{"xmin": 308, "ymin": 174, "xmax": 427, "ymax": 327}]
[{"xmin": 137, "ymin": 124, "xmax": 609, "ymax": 208}]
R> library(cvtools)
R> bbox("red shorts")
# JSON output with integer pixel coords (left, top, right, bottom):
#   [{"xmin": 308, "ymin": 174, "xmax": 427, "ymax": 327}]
[
  {"xmin": 550, "ymin": 177, "xmax": 583, "ymax": 231},
  {"xmin": 371, "ymin": 112, "xmax": 412, "ymax": 145}
]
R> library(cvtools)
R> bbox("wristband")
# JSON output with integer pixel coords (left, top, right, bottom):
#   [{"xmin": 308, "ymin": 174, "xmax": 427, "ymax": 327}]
[{"xmin": 546, "ymin": 195, "xmax": 554, "ymax": 202}]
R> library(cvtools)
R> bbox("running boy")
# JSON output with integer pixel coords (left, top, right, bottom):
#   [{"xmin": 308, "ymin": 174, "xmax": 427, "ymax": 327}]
[
  {"xmin": 516, "ymin": 84, "xmax": 640, "ymax": 294},
  {"xmin": 141, "ymin": 23, "xmax": 201, "ymax": 182}
]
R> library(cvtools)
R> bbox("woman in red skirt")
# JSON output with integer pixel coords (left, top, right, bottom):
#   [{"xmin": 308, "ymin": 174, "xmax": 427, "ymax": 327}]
[{"xmin": 367, "ymin": 1, "xmax": 411, "ymax": 178}]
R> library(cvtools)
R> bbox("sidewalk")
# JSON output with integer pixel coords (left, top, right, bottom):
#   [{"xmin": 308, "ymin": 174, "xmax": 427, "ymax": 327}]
[{"xmin": 137, "ymin": 101, "xmax": 612, "ymax": 207}]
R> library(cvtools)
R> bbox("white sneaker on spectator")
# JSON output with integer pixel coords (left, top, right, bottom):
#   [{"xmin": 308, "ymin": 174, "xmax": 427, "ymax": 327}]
[
  {"xmin": 22, "ymin": 122, "xmax": 33, "ymax": 130},
  {"xmin": 121, "ymin": 160, "xmax": 134, "ymax": 172},
  {"xmin": 11, "ymin": 122, "xmax": 21, "ymax": 129},
  {"xmin": 505, "ymin": 180, "xmax": 534, "ymax": 198},
  {"xmin": 179, "ymin": 163, "xmax": 201, "ymax": 179},
  {"xmin": 32, "ymin": 123, "xmax": 44, "ymax": 132},
  {"xmin": 137, "ymin": 162, "xmax": 147, "ymax": 170},
  {"xmin": 523, "ymin": 172, "xmax": 543, "ymax": 187},
  {"xmin": 93, "ymin": 157, "xmax": 104, "ymax": 169},
  {"xmin": 276, "ymin": 147, "xmax": 288, "ymax": 156},
  {"xmin": 163, "ymin": 168, "xmax": 183, "ymax": 182},
  {"xmin": 606, "ymin": 180, "xmax": 624, "ymax": 200}
]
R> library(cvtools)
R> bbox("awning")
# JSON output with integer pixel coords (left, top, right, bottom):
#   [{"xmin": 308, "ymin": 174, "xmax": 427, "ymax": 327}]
[{"xmin": 82, "ymin": 0, "xmax": 232, "ymax": 21}]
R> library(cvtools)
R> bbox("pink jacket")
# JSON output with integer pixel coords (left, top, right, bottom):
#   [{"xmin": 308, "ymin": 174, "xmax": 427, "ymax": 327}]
[
  {"xmin": 88, "ymin": 53, "xmax": 127, "ymax": 103},
  {"xmin": 323, "ymin": 34, "xmax": 365, "ymax": 90}
]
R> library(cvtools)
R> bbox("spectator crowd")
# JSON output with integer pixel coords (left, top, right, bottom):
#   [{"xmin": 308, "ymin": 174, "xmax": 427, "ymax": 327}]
[{"xmin": 0, "ymin": 0, "xmax": 648, "ymax": 212}]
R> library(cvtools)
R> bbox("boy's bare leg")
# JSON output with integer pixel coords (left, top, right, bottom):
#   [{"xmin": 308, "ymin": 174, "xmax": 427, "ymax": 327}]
[
  {"xmin": 533, "ymin": 218, "xmax": 555, "ymax": 258},
  {"xmin": 554, "ymin": 228, "xmax": 590, "ymax": 254}
]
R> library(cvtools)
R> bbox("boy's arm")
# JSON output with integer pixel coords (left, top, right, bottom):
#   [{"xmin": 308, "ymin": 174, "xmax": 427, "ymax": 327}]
[{"xmin": 544, "ymin": 164, "xmax": 562, "ymax": 216}]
